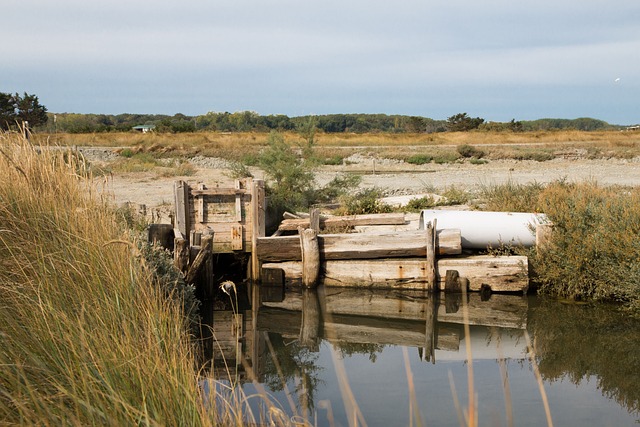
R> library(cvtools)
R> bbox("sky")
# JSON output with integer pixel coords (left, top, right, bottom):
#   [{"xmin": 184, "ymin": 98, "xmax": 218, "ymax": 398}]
[{"xmin": 2, "ymin": 0, "xmax": 639, "ymax": 124}]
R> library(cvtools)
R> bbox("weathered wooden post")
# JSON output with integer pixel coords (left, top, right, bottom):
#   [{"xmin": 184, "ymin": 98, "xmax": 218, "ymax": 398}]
[
  {"xmin": 173, "ymin": 181, "xmax": 190, "ymax": 244},
  {"xmin": 299, "ymin": 227, "xmax": 320, "ymax": 288},
  {"xmin": 425, "ymin": 219, "xmax": 438, "ymax": 291},
  {"xmin": 309, "ymin": 207, "xmax": 320, "ymax": 232},
  {"xmin": 251, "ymin": 179, "xmax": 265, "ymax": 282},
  {"xmin": 174, "ymin": 236, "xmax": 189, "ymax": 274}
]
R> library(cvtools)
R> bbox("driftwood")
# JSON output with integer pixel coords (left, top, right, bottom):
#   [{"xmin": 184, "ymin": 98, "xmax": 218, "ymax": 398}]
[
  {"xmin": 256, "ymin": 229, "xmax": 461, "ymax": 262},
  {"xmin": 262, "ymin": 255, "xmax": 529, "ymax": 293}
]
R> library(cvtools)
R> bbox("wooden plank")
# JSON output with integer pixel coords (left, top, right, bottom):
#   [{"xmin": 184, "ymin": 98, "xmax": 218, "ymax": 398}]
[
  {"xmin": 196, "ymin": 183, "xmax": 205, "ymax": 223},
  {"xmin": 231, "ymin": 224, "xmax": 244, "ymax": 251},
  {"xmin": 255, "ymin": 229, "xmax": 461, "ymax": 262},
  {"xmin": 235, "ymin": 180, "xmax": 243, "ymax": 222},
  {"xmin": 278, "ymin": 213, "xmax": 406, "ymax": 231},
  {"xmin": 173, "ymin": 180, "xmax": 190, "ymax": 239},
  {"xmin": 261, "ymin": 255, "xmax": 529, "ymax": 293},
  {"xmin": 191, "ymin": 188, "xmax": 248, "ymax": 196}
]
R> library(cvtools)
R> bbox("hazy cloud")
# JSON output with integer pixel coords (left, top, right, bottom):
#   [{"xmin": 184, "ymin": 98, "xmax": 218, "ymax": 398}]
[{"xmin": 2, "ymin": 0, "xmax": 638, "ymax": 123}]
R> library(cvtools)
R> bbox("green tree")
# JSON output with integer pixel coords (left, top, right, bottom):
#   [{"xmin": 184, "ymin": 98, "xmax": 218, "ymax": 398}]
[
  {"xmin": 446, "ymin": 112, "xmax": 484, "ymax": 131},
  {"xmin": 0, "ymin": 92, "xmax": 15, "ymax": 130},
  {"xmin": 258, "ymin": 131, "xmax": 315, "ymax": 211},
  {"xmin": 14, "ymin": 92, "xmax": 48, "ymax": 128}
]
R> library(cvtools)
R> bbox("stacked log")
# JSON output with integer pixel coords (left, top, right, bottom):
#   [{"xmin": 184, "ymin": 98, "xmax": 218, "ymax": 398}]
[{"xmin": 259, "ymin": 211, "xmax": 531, "ymax": 293}]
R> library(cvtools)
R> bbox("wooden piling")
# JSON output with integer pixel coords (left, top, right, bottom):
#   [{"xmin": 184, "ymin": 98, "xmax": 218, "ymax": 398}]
[
  {"xmin": 250, "ymin": 180, "xmax": 265, "ymax": 282},
  {"xmin": 299, "ymin": 227, "xmax": 320, "ymax": 288}
]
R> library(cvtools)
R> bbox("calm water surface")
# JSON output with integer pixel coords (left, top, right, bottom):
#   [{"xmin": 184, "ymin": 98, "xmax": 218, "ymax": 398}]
[{"xmin": 203, "ymin": 286, "xmax": 640, "ymax": 426}]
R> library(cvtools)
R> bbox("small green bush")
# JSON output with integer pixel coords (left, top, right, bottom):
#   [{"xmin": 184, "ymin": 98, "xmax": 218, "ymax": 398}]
[
  {"xmin": 406, "ymin": 154, "xmax": 433, "ymax": 165},
  {"xmin": 322, "ymin": 155, "xmax": 345, "ymax": 165},
  {"xmin": 469, "ymin": 158, "xmax": 488, "ymax": 165},
  {"xmin": 227, "ymin": 161, "xmax": 254, "ymax": 179},
  {"xmin": 433, "ymin": 153, "xmax": 460, "ymax": 164},
  {"xmin": 513, "ymin": 151, "xmax": 555, "ymax": 162},
  {"xmin": 440, "ymin": 186, "xmax": 471, "ymax": 205},
  {"xmin": 405, "ymin": 195, "xmax": 437, "ymax": 211},
  {"xmin": 457, "ymin": 144, "xmax": 485, "ymax": 158},
  {"xmin": 339, "ymin": 188, "xmax": 392, "ymax": 215}
]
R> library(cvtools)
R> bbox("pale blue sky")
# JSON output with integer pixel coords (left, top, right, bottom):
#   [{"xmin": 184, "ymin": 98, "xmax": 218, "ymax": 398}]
[{"xmin": 2, "ymin": 0, "xmax": 638, "ymax": 124}]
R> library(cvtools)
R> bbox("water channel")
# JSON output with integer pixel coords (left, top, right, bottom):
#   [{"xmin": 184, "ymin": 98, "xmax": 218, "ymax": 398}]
[{"xmin": 200, "ymin": 285, "xmax": 640, "ymax": 426}]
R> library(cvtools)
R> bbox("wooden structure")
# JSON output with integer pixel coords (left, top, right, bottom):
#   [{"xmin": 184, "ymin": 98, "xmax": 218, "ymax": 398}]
[
  {"xmin": 171, "ymin": 178, "xmax": 265, "ymax": 281},
  {"xmin": 161, "ymin": 178, "xmax": 543, "ymax": 294}
]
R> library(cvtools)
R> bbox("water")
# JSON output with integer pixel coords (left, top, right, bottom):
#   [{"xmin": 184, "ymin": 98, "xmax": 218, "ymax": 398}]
[{"xmin": 203, "ymin": 286, "xmax": 640, "ymax": 426}]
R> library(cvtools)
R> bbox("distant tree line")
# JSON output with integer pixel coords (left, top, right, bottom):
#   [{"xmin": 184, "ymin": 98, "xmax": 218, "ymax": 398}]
[
  {"xmin": 0, "ymin": 92, "xmax": 48, "ymax": 131},
  {"xmin": 36, "ymin": 111, "xmax": 620, "ymax": 134}
]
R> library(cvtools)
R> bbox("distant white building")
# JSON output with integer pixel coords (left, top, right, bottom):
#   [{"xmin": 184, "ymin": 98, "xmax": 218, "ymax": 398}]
[{"xmin": 132, "ymin": 125, "xmax": 156, "ymax": 133}]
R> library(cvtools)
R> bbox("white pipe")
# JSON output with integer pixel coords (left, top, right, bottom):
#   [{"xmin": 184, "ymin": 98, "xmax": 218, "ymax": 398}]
[{"xmin": 419, "ymin": 210, "xmax": 549, "ymax": 249}]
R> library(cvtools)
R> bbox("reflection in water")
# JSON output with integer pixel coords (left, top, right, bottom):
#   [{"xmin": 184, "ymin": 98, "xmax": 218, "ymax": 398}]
[
  {"xmin": 529, "ymin": 298, "xmax": 640, "ymax": 415},
  {"xmin": 201, "ymin": 285, "xmax": 639, "ymax": 426}
]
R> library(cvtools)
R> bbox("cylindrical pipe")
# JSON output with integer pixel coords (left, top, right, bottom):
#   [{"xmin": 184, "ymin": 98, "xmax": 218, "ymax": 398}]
[{"xmin": 419, "ymin": 210, "xmax": 549, "ymax": 249}]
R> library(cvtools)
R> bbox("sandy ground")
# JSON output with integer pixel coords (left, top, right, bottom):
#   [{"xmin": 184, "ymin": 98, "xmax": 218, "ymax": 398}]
[{"xmin": 84, "ymin": 147, "xmax": 640, "ymax": 220}]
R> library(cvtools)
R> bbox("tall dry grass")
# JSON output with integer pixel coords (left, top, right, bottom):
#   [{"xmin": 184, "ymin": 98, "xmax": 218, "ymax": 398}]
[{"xmin": 0, "ymin": 134, "xmax": 213, "ymax": 424}]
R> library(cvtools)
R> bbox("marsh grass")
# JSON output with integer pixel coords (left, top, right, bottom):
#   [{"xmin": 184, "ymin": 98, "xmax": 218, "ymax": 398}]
[
  {"xmin": 481, "ymin": 180, "xmax": 640, "ymax": 313},
  {"xmin": 0, "ymin": 134, "xmax": 213, "ymax": 424}
]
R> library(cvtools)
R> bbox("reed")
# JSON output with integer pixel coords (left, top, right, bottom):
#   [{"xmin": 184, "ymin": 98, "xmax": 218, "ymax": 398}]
[{"xmin": 0, "ymin": 134, "xmax": 210, "ymax": 424}]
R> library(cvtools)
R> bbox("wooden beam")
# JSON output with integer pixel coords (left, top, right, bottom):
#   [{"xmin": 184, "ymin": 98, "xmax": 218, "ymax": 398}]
[
  {"xmin": 190, "ymin": 188, "xmax": 248, "ymax": 196},
  {"xmin": 278, "ymin": 213, "xmax": 406, "ymax": 231},
  {"xmin": 256, "ymin": 229, "xmax": 461, "ymax": 262},
  {"xmin": 185, "ymin": 234, "xmax": 213, "ymax": 284}
]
